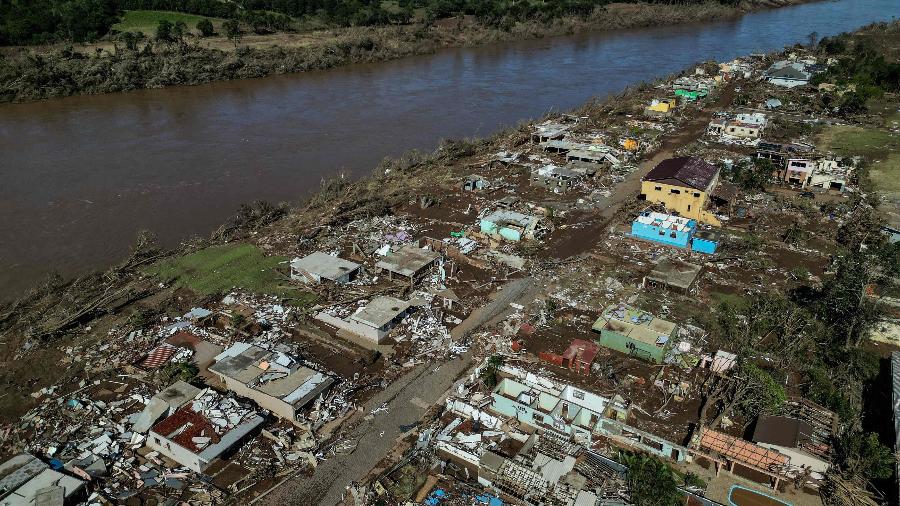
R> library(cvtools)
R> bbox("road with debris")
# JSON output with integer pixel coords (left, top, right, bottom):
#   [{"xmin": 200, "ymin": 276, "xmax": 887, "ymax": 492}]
[
  {"xmin": 252, "ymin": 353, "xmax": 472, "ymax": 505},
  {"xmin": 251, "ymin": 278, "xmax": 535, "ymax": 505}
]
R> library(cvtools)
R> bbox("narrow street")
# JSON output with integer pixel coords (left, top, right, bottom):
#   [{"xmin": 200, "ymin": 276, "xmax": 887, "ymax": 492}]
[{"xmin": 252, "ymin": 352, "xmax": 473, "ymax": 505}]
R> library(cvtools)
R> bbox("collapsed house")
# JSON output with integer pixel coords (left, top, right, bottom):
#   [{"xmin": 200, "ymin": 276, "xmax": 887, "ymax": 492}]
[
  {"xmin": 532, "ymin": 122, "xmax": 570, "ymax": 143},
  {"xmin": 640, "ymin": 157, "xmax": 722, "ymax": 226},
  {"xmin": 290, "ymin": 252, "xmax": 361, "ymax": 285},
  {"xmin": 208, "ymin": 343, "xmax": 334, "ymax": 426},
  {"xmin": 0, "ymin": 454, "xmax": 86, "ymax": 505},
  {"xmin": 316, "ymin": 296, "xmax": 411, "ymax": 344},
  {"xmin": 590, "ymin": 303, "xmax": 679, "ymax": 364},
  {"xmin": 132, "ymin": 380, "xmax": 202, "ymax": 433},
  {"xmin": 530, "ymin": 165, "xmax": 580, "ymax": 194},
  {"xmin": 643, "ymin": 257, "xmax": 703, "ymax": 294},
  {"xmin": 375, "ymin": 244, "xmax": 442, "ymax": 285},
  {"xmin": 480, "ymin": 210, "xmax": 545, "ymax": 242},
  {"xmin": 147, "ymin": 389, "xmax": 265, "ymax": 473}
]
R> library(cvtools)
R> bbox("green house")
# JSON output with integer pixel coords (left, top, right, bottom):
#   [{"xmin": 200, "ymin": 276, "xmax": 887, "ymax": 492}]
[
  {"xmin": 674, "ymin": 88, "xmax": 708, "ymax": 101},
  {"xmin": 590, "ymin": 304, "xmax": 678, "ymax": 363}
]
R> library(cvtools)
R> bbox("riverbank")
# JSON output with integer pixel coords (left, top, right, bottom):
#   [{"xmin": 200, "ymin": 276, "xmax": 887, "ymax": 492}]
[
  {"xmin": 0, "ymin": 0, "xmax": 816, "ymax": 104},
  {"xmin": 0, "ymin": 19, "xmax": 897, "ymax": 506}
]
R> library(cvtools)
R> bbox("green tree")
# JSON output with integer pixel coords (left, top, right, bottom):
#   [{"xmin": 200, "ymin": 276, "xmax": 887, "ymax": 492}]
[
  {"xmin": 835, "ymin": 430, "xmax": 894, "ymax": 481},
  {"xmin": 223, "ymin": 18, "xmax": 241, "ymax": 46},
  {"xmin": 480, "ymin": 355, "xmax": 505, "ymax": 388},
  {"xmin": 121, "ymin": 31, "xmax": 139, "ymax": 51},
  {"xmin": 621, "ymin": 452, "xmax": 681, "ymax": 506},
  {"xmin": 172, "ymin": 20, "xmax": 187, "ymax": 43},
  {"xmin": 196, "ymin": 18, "xmax": 214, "ymax": 37},
  {"xmin": 155, "ymin": 19, "xmax": 173, "ymax": 42}
]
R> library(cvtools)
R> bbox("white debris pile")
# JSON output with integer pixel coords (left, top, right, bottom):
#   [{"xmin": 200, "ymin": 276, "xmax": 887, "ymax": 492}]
[{"xmin": 191, "ymin": 389, "xmax": 257, "ymax": 434}]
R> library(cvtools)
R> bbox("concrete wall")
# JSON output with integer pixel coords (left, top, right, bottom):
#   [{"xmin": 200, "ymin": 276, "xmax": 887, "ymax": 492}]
[
  {"xmin": 220, "ymin": 376, "xmax": 296, "ymax": 423},
  {"xmin": 691, "ymin": 237, "xmax": 718, "ymax": 254},
  {"xmin": 631, "ymin": 221, "xmax": 692, "ymax": 248},
  {"xmin": 315, "ymin": 312, "xmax": 386, "ymax": 343},
  {"xmin": 596, "ymin": 329, "xmax": 665, "ymax": 363},
  {"xmin": 640, "ymin": 181, "xmax": 718, "ymax": 225},
  {"xmin": 147, "ymin": 433, "xmax": 206, "ymax": 473}
]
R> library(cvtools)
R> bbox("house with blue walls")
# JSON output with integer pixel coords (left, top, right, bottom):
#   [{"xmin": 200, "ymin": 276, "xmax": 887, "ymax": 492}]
[
  {"xmin": 631, "ymin": 211, "xmax": 720, "ymax": 254},
  {"xmin": 692, "ymin": 230, "xmax": 721, "ymax": 254},
  {"xmin": 480, "ymin": 210, "xmax": 543, "ymax": 242},
  {"xmin": 632, "ymin": 211, "xmax": 696, "ymax": 248}
]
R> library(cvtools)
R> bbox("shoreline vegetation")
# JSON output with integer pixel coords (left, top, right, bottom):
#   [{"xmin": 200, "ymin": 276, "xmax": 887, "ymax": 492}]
[
  {"xmin": 0, "ymin": 0, "xmax": 815, "ymax": 103},
  {"xmin": 0, "ymin": 18, "xmax": 897, "ymax": 505}
]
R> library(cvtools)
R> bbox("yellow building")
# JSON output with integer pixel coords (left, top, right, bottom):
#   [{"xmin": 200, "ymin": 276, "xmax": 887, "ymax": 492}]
[
  {"xmin": 641, "ymin": 156, "xmax": 721, "ymax": 226},
  {"xmin": 644, "ymin": 98, "xmax": 677, "ymax": 117}
]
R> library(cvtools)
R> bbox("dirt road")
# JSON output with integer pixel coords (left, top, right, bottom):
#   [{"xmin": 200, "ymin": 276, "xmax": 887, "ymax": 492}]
[
  {"xmin": 250, "ymin": 352, "xmax": 472, "ymax": 505},
  {"xmin": 548, "ymin": 83, "xmax": 736, "ymax": 259}
]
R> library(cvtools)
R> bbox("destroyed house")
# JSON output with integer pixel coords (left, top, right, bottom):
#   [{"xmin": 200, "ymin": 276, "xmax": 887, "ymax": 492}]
[
  {"xmin": 752, "ymin": 415, "xmax": 829, "ymax": 473},
  {"xmin": 147, "ymin": 389, "xmax": 265, "ymax": 473},
  {"xmin": 643, "ymin": 257, "xmax": 702, "ymax": 294},
  {"xmin": 489, "ymin": 367, "xmax": 687, "ymax": 461},
  {"xmin": 0, "ymin": 454, "xmax": 86, "ymax": 505},
  {"xmin": 591, "ymin": 304, "xmax": 678, "ymax": 363},
  {"xmin": 209, "ymin": 343, "xmax": 334, "ymax": 425},
  {"xmin": 765, "ymin": 61, "xmax": 812, "ymax": 88},
  {"xmin": 755, "ymin": 140, "xmax": 814, "ymax": 168},
  {"xmin": 641, "ymin": 156, "xmax": 721, "ymax": 225},
  {"xmin": 132, "ymin": 380, "xmax": 202, "ymax": 433},
  {"xmin": 531, "ymin": 165, "xmax": 580, "ymax": 193},
  {"xmin": 566, "ymin": 148, "xmax": 619, "ymax": 167},
  {"xmin": 375, "ymin": 244, "xmax": 441, "ymax": 284},
  {"xmin": 290, "ymin": 252, "xmax": 360, "ymax": 285},
  {"xmin": 531, "ymin": 122, "xmax": 569, "ymax": 143},
  {"xmin": 462, "ymin": 174, "xmax": 489, "ymax": 191},
  {"xmin": 693, "ymin": 428, "xmax": 791, "ymax": 489},
  {"xmin": 480, "ymin": 210, "xmax": 543, "ymax": 242}
]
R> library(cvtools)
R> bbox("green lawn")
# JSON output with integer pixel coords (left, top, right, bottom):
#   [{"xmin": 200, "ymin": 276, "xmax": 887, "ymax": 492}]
[
  {"xmin": 819, "ymin": 123, "xmax": 900, "ymax": 193},
  {"xmin": 145, "ymin": 243, "xmax": 314, "ymax": 303},
  {"xmin": 113, "ymin": 10, "xmax": 225, "ymax": 34}
]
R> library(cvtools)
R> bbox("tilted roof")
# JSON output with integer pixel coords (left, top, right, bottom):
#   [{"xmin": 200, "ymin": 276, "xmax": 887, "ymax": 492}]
[
  {"xmin": 644, "ymin": 157, "xmax": 719, "ymax": 191},
  {"xmin": 753, "ymin": 415, "xmax": 813, "ymax": 449}
]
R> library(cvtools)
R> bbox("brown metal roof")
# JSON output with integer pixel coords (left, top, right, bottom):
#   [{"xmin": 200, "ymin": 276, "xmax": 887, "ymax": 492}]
[
  {"xmin": 644, "ymin": 156, "xmax": 719, "ymax": 191},
  {"xmin": 752, "ymin": 415, "xmax": 813, "ymax": 449}
]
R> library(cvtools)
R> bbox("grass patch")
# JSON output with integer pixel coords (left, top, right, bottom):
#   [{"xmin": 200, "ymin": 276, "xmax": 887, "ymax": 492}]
[
  {"xmin": 709, "ymin": 291, "xmax": 747, "ymax": 308},
  {"xmin": 145, "ymin": 243, "xmax": 314, "ymax": 303},
  {"xmin": 818, "ymin": 122, "xmax": 900, "ymax": 194},
  {"xmin": 113, "ymin": 10, "xmax": 225, "ymax": 34}
]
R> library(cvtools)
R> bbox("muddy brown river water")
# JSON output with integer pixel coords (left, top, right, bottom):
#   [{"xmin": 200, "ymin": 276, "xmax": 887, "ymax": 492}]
[{"xmin": 1, "ymin": 0, "xmax": 899, "ymax": 299}]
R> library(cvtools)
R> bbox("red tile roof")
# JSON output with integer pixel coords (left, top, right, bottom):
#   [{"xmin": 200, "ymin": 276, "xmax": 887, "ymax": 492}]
[
  {"xmin": 699, "ymin": 428, "xmax": 788, "ymax": 472},
  {"xmin": 151, "ymin": 405, "xmax": 221, "ymax": 453}
]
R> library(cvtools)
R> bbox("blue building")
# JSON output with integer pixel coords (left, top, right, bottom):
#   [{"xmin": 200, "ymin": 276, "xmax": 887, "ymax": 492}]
[
  {"xmin": 631, "ymin": 211, "xmax": 696, "ymax": 248},
  {"xmin": 692, "ymin": 230, "xmax": 721, "ymax": 254},
  {"xmin": 631, "ymin": 211, "xmax": 720, "ymax": 254}
]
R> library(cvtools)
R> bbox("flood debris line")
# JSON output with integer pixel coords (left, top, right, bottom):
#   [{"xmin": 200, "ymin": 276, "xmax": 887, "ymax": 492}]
[{"xmin": 2, "ymin": 22, "xmax": 900, "ymax": 506}]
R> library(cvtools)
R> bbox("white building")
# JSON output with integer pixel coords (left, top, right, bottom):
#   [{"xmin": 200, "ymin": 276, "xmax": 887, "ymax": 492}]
[
  {"xmin": 208, "ymin": 343, "xmax": 333, "ymax": 425},
  {"xmin": 147, "ymin": 389, "xmax": 265, "ymax": 473}
]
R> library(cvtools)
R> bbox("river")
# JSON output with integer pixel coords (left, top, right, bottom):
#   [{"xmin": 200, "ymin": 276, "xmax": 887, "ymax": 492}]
[{"xmin": 1, "ymin": 0, "xmax": 898, "ymax": 299}]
